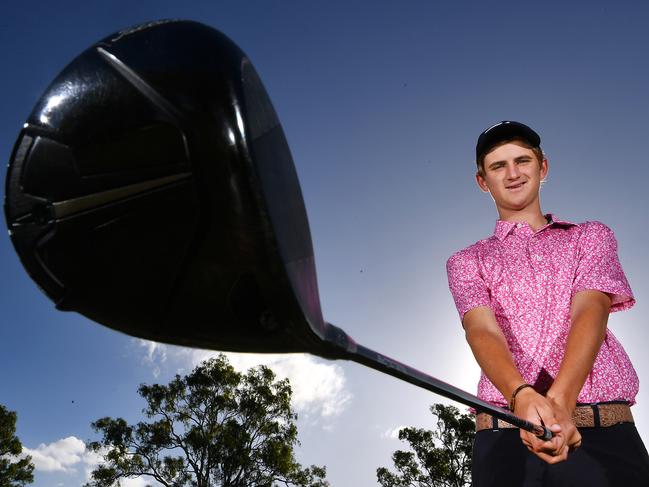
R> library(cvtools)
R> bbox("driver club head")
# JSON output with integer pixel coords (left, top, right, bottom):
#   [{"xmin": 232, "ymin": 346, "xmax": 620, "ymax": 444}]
[{"xmin": 5, "ymin": 20, "xmax": 345, "ymax": 358}]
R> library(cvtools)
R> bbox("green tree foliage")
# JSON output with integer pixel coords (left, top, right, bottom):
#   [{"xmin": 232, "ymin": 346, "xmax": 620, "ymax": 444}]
[
  {"xmin": 377, "ymin": 404, "xmax": 475, "ymax": 487},
  {"xmin": 0, "ymin": 404, "xmax": 34, "ymax": 487},
  {"xmin": 85, "ymin": 355, "xmax": 328, "ymax": 487}
]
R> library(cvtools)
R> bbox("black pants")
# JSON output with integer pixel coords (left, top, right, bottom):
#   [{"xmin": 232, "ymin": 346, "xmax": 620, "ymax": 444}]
[{"xmin": 472, "ymin": 423, "xmax": 649, "ymax": 487}]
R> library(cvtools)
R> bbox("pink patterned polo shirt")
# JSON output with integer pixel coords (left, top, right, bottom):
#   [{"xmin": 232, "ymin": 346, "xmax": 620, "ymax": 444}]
[{"xmin": 446, "ymin": 215, "xmax": 638, "ymax": 407}]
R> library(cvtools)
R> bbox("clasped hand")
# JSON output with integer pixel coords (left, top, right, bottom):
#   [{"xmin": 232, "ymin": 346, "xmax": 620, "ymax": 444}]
[{"xmin": 515, "ymin": 388, "xmax": 582, "ymax": 464}]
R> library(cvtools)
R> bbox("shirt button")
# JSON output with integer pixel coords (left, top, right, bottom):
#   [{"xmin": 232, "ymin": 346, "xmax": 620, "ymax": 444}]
[
  {"xmin": 516, "ymin": 223, "xmax": 522, "ymax": 228},
  {"xmin": 535, "ymin": 255, "xmax": 543, "ymax": 261}
]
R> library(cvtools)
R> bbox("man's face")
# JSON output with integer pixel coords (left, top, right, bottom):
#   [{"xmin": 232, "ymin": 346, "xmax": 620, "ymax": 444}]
[{"xmin": 476, "ymin": 141, "xmax": 548, "ymax": 215}]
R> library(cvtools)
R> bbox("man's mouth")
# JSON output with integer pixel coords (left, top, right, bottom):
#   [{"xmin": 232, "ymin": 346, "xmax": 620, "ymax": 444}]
[{"xmin": 506, "ymin": 181, "xmax": 526, "ymax": 190}]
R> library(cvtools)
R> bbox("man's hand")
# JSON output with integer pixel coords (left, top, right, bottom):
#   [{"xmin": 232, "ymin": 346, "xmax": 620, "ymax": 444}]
[{"xmin": 515, "ymin": 387, "xmax": 581, "ymax": 464}]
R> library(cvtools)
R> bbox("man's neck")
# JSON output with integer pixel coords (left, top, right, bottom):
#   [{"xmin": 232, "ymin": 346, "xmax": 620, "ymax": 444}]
[{"xmin": 497, "ymin": 208, "xmax": 548, "ymax": 232}]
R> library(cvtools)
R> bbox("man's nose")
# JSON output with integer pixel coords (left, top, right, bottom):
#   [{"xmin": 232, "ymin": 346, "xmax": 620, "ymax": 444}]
[{"xmin": 506, "ymin": 162, "xmax": 521, "ymax": 179}]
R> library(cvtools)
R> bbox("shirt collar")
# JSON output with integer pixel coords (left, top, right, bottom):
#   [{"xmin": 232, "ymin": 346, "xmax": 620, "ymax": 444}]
[{"xmin": 493, "ymin": 213, "xmax": 577, "ymax": 241}]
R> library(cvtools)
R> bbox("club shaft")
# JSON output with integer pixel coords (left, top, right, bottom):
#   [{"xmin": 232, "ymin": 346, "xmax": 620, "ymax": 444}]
[{"xmin": 342, "ymin": 341, "xmax": 552, "ymax": 440}]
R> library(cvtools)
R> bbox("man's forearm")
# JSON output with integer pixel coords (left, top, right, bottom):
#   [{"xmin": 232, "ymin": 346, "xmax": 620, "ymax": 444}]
[
  {"xmin": 547, "ymin": 290, "xmax": 611, "ymax": 411},
  {"xmin": 463, "ymin": 306, "xmax": 526, "ymax": 402}
]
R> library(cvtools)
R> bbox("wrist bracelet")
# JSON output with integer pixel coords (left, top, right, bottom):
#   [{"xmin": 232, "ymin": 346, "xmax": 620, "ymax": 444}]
[{"xmin": 509, "ymin": 383, "xmax": 534, "ymax": 411}]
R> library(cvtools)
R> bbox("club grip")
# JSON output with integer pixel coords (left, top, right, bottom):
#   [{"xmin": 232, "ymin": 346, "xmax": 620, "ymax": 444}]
[
  {"xmin": 493, "ymin": 411, "xmax": 554, "ymax": 440},
  {"xmin": 536, "ymin": 425, "xmax": 554, "ymax": 441}
]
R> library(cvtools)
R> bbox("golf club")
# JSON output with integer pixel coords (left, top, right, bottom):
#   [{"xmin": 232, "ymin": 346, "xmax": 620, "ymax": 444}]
[{"xmin": 4, "ymin": 19, "xmax": 551, "ymax": 441}]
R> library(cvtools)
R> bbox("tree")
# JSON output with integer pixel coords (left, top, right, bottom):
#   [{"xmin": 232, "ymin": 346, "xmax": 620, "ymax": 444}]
[
  {"xmin": 85, "ymin": 354, "xmax": 328, "ymax": 487},
  {"xmin": 377, "ymin": 404, "xmax": 475, "ymax": 487},
  {"xmin": 0, "ymin": 404, "xmax": 35, "ymax": 487}
]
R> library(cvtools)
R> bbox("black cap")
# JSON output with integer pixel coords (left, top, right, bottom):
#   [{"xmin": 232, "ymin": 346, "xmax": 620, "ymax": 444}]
[{"xmin": 476, "ymin": 121, "xmax": 541, "ymax": 163}]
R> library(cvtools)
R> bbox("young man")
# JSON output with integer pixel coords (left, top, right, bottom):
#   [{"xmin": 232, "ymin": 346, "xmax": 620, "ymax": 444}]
[{"xmin": 446, "ymin": 121, "xmax": 649, "ymax": 486}]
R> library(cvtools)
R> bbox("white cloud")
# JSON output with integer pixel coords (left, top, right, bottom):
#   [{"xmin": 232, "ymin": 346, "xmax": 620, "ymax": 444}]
[
  {"xmin": 138, "ymin": 339, "xmax": 167, "ymax": 378},
  {"xmin": 225, "ymin": 352, "xmax": 351, "ymax": 418},
  {"xmin": 135, "ymin": 341, "xmax": 352, "ymax": 420},
  {"xmin": 23, "ymin": 436, "xmax": 87, "ymax": 473},
  {"xmin": 382, "ymin": 425, "xmax": 406, "ymax": 440},
  {"xmin": 81, "ymin": 446, "xmax": 107, "ymax": 481},
  {"xmin": 121, "ymin": 476, "xmax": 161, "ymax": 487},
  {"xmin": 24, "ymin": 436, "xmax": 160, "ymax": 486}
]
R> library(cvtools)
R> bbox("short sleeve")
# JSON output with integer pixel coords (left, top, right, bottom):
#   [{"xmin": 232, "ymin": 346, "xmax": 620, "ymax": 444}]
[
  {"xmin": 446, "ymin": 245, "xmax": 491, "ymax": 323},
  {"xmin": 572, "ymin": 221, "xmax": 635, "ymax": 312}
]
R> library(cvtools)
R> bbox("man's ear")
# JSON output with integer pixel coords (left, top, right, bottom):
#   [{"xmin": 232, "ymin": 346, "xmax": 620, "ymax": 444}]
[
  {"xmin": 476, "ymin": 172, "xmax": 490, "ymax": 193},
  {"xmin": 540, "ymin": 158, "xmax": 549, "ymax": 182}
]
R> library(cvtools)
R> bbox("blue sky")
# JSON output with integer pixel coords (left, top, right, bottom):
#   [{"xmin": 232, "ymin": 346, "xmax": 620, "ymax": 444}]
[{"xmin": 2, "ymin": 2, "xmax": 649, "ymax": 486}]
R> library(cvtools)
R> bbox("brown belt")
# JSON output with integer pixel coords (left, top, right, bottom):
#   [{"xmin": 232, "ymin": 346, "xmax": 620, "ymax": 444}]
[{"xmin": 476, "ymin": 403, "xmax": 633, "ymax": 432}]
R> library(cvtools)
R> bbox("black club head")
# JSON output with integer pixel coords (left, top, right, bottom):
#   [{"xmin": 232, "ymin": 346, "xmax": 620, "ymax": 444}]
[{"xmin": 5, "ymin": 20, "xmax": 340, "ymax": 358}]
